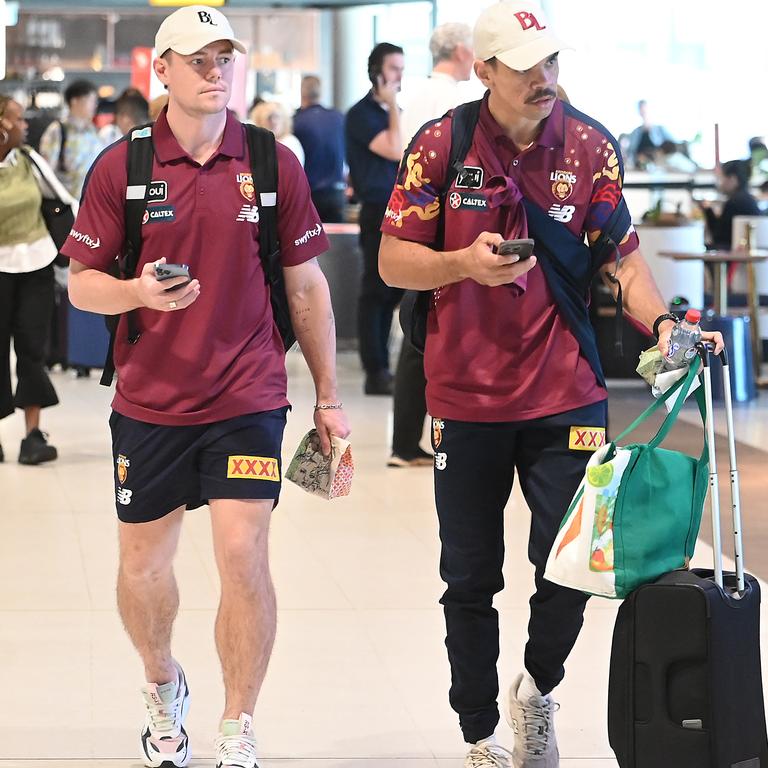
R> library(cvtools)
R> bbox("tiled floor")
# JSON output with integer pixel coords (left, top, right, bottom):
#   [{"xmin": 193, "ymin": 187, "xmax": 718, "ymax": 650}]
[{"xmin": 0, "ymin": 351, "xmax": 765, "ymax": 767}]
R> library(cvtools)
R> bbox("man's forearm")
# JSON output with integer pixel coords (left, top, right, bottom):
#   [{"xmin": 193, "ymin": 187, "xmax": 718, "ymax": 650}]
[
  {"xmin": 379, "ymin": 234, "xmax": 466, "ymax": 290},
  {"xmin": 288, "ymin": 279, "xmax": 339, "ymax": 403},
  {"xmin": 69, "ymin": 265, "xmax": 143, "ymax": 315},
  {"xmin": 603, "ymin": 249, "xmax": 668, "ymax": 332}
]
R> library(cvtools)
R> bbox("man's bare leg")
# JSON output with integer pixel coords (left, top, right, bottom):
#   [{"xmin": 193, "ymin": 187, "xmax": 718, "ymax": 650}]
[
  {"xmin": 117, "ymin": 505, "xmax": 185, "ymax": 684},
  {"xmin": 209, "ymin": 498, "xmax": 275, "ymax": 720}
]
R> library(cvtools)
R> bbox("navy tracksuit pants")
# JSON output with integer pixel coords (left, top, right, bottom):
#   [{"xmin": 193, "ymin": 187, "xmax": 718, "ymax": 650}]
[{"xmin": 432, "ymin": 400, "xmax": 608, "ymax": 744}]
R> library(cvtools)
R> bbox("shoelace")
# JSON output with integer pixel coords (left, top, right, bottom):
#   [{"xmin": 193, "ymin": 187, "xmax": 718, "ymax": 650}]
[
  {"xmin": 147, "ymin": 692, "xmax": 183, "ymax": 734},
  {"xmin": 215, "ymin": 733, "xmax": 258, "ymax": 767},
  {"xmin": 518, "ymin": 696, "xmax": 560, "ymax": 755},
  {"xmin": 465, "ymin": 743, "xmax": 513, "ymax": 768}
]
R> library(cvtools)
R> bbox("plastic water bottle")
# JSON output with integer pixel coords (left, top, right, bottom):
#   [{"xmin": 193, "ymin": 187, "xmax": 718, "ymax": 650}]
[{"xmin": 662, "ymin": 309, "xmax": 702, "ymax": 371}]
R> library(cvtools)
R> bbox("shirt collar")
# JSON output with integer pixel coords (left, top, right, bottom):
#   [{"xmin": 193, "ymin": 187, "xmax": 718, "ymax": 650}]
[
  {"xmin": 430, "ymin": 71, "xmax": 458, "ymax": 84},
  {"xmin": 365, "ymin": 90, "xmax": 389, "ymax": 112},
  {"xmin": 0, "ymin": 147, "xmax": 19, "ymax": 168},
  {"xmin": 478, "ymin": 93, "xmax": 565, "ymax": 150},
  {"xmin": 153, "ymin": 107, "xmax": 245, "ymax": 164}
]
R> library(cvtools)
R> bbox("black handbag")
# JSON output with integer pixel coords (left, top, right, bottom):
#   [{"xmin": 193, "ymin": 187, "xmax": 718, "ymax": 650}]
[
  {"xmin": 23, "ymin": 148, "xmax": 74, "ymax": 265},
  {"xmin": 41, "ymin": 197, "xmax": 74, "ymax": 254}
]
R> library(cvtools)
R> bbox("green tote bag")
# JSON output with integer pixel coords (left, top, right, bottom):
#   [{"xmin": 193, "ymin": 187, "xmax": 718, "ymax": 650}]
[{"xmin": 545, "ymin": 360, "xmax": 709, "ymax": 599}]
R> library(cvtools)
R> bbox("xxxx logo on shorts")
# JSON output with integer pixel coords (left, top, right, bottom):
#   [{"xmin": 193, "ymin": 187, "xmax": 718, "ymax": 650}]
[
  {"xmin": 568, "ymin": 426, "xmax": 606, "ymax": 452},
  {"xmin": 116, "ymin": 454, "xmax": 130, "ymax": 485},
  {"xmin": 227, "ymin": 455, "xmax": 280, "ymax": 481}
]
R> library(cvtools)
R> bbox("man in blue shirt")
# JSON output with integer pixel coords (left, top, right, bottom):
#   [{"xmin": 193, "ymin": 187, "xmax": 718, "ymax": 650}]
[
  {"xmin": 294, "ymin": 76, "xmax": 346, "ymax": 223},
  {"xmin": 345, "ymin": 42, "xmax": 405, "ymax": 395}
]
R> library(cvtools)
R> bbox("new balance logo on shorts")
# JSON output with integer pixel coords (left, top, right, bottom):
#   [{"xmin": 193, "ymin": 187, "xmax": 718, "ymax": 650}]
[
  {"xmin": 227, "ymin": 455, "xmax": 280, "ymax": 481},
  {"xmin": 117, "ymin": 488, "xmax": 133, "ymax": 505}
]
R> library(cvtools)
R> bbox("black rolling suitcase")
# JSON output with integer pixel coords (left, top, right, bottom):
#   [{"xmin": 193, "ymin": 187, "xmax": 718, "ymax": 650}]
[{"xmin": 608, "ymin": 345, "xmax": 768, "ymax": 768}]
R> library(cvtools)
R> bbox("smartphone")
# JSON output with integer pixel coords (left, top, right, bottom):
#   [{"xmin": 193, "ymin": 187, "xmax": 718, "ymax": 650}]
[
  {"xmin": 154, "ymin": 263, "xmax": 191, "ymax": 290},
  {"xmin": 497, "ymin": 238, "xmax": 535, "ymax": 261}
]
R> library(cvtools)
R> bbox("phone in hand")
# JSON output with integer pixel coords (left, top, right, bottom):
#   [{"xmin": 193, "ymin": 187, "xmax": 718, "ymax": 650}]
[
  {"xmin": 154, "ymin": 262, "xmax": 191, "ymax": 290},
  {"xmin": 497, "ymin": 238, "xmax": 535, "ymax": 261}
]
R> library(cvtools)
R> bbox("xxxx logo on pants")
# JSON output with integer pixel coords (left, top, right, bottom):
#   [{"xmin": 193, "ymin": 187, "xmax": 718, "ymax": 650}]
[
  {"xmin": 568, "ymin": 426, "xmax": 606, "ymax": 452},
  {"xmin": 227, "ymin": 455, "xmax": 280, "ymax": 481}
]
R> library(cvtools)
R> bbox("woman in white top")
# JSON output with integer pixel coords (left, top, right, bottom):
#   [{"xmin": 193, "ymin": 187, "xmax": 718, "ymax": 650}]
[
  {"xmin": 249, "ymin": 100, "xmax": 305, "ymax": 166},
  {"xmin": 0, "ymin": 94, "xmax": 75, "ymax": 465}
]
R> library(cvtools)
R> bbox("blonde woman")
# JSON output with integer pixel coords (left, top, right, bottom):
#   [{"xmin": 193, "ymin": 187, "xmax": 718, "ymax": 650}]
[{"xmin": 249, "ymin": 100, "xmax": 305, "ymax": 166}]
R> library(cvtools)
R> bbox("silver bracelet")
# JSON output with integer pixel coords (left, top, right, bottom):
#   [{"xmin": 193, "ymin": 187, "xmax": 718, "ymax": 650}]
[{"xmin": 314, "ymin": 402, "xmax": 343, "ymax": 411}]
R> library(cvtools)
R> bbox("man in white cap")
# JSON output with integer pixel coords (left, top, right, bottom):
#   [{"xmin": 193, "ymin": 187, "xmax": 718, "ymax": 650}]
[
  {"xmin": 63, "ymin": 6, "xmax": 349, "ymax": 768},
  {"xmin": 380, "ymin": 3, "xmax": 723, "ymax": 767}
]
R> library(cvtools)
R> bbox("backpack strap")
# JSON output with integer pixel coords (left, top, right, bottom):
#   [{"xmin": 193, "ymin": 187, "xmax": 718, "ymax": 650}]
[
  {"xmin": 99, "ymin": 123, "xmax": 154, "ymax": 387},
  {"xmin": 244, "ymin": 124, "xmax": 296, "ymax": 351},
  {"xmin": 446, "ymin": 100, "xmax": 483, "ymax": 194},
  {"xmin": 57, "ymin": 121, "xmax": 68, "ymax": 174},
  {"xmin": 399, "ymin": 100, "xmax": 482, "ymax": 353}
]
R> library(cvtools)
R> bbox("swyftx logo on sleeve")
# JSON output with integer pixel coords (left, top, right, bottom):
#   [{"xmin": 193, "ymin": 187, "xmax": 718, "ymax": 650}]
[
  {"xmin": 69, "ymin": 229, "xmax": 101, "ymax": 249},
  {"xmin": 294, "ymin": 224, "xmax": 322, "ymax": 247}
]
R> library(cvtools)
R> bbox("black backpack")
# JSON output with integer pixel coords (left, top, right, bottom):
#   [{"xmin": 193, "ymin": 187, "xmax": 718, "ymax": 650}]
[
  {"xmin": 99, "ymin": 122, "xmax": 295, "ymax": 386},
  {"xmin": 399, "ymin": 99, "xmax": 631, "ymax": 384}
]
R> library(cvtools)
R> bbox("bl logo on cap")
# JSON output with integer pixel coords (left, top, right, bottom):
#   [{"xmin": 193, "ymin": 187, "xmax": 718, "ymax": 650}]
[
  {"xmin": 197, "ymin": 11, "xmax": 217, "ymax": 25},
  {"xmin": 514, "ymin": 11, "xmax": 546, "ymax": 31}
]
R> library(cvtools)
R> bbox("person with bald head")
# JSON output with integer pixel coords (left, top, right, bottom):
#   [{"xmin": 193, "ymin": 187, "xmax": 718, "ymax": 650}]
[{"xmin": 293, "ymin": 74, "xmax": 347, "ymax": 223}]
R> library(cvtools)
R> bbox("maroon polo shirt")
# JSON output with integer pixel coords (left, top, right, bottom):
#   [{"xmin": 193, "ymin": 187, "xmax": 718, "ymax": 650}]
[
  {"xmin": 381, "ymin": 96, "xmax": 640, "ymax": 422},
  {"xmin": 62, "ymin": 108, "xmax": 329, "ymax": 426}
]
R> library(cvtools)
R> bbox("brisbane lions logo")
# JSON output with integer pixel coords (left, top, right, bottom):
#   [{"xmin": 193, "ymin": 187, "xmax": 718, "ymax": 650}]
[{"xmin": 550, "ymin": 170, "xmax": 577, "ymax": 201}]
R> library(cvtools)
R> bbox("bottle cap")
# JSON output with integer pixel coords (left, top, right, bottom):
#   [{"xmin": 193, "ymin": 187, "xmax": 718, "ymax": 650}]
[{"xmin": 685, "ymin": 309, "xmax": 702, "ymax": 323}]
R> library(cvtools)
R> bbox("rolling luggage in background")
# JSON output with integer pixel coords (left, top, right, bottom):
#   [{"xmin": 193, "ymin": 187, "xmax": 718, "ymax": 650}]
[
  {"xmin": 608, "ymin": 344, "xmax": 768, "ymax": 768},
  {"xmin": 699, "ymin": 311, "xmax": 756, "ymax": 402},
  {"xmin": 67, "ymin": 303, "xmax": 110, "ymax": 370}
]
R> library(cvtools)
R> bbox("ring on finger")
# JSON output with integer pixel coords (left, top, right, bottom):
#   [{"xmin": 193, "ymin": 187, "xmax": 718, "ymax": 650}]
[{"xmin": 169, "ymin": 301, "xmax": 177, "ymax": 309}]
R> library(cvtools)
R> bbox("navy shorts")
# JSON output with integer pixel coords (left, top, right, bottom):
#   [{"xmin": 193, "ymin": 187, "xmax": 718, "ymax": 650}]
[{"xmin": 109, "ymin": 408, "xmax": 288, "ymax": 524}]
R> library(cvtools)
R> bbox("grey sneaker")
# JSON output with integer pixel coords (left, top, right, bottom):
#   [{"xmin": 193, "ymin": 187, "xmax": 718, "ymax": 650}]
[
  {"xmin": 464, "ymin": 742, "xmax": 513, "ymax": 768},
  {"xmin": 506, "ymin": 674, "xmax": 560, "ymax": 768}
]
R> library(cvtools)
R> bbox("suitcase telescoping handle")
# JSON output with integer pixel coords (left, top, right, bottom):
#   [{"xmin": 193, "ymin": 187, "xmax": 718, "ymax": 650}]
[{"xmin": 697, "ymin": 342, "xmax": 745, "ymax": 593}]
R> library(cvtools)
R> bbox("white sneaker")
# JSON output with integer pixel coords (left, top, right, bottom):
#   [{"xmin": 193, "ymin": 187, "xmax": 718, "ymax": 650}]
[
  {"xmin": 215, "ymin": 712, "xmax": 259, "ymax": 768},
  {"xmin": 464, "ymin": 742, "xmax": 514, "ymax": 768},
  {"xmin": 506, "ymin": 674, "xmax": 560, "ymax": 768},
  {"xmin": 140, "ymin": 664, "xmax": 191, "ymax": 768}
]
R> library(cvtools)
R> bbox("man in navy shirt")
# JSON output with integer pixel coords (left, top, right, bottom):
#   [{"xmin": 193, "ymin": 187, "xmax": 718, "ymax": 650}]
[
  {"xmin": 294, "ymin": 76, "xmax": 346, "ymax": 223},
  {"xmin": 345, "ymin": 42, "xmax": 405, "ymax": 395}
]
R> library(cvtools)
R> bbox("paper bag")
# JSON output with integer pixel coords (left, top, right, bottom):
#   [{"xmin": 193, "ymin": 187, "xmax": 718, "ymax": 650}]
[{"xmin": 285, "ymin": 429, "xmax": 354, "ymax": 499}]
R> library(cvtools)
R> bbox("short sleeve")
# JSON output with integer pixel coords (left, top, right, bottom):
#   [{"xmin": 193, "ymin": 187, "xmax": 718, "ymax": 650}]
[
  {"xmin": 38, "ymin": 121, "xmax": 61, "ymax": 169},
  {"xmin": 345, "ymin": 104, "xmax": 382, "ymax": 150},
  {"xmin": 380, "ymin": 118, "xmax": 450, "ymax": 244},
  {"xmin": 275, "ymin": 143, "xmax": 329, "ymax": 266},
  {"xmin": 584, "ymin": 135, "xmax": 640, "ymax": 259},
  {"xmin": 59, "ymin": 143, "xmax": 127, "ymax": 270}
]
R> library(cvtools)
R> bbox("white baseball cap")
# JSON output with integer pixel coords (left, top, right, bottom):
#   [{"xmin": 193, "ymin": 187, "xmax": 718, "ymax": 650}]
[
  {"xmin": 155, "ymin": 6, "xmax": 246, "ymax": 57},
  {"xmin": 473, "ymin": 1, "xmax": 570, "ymax": 72}
]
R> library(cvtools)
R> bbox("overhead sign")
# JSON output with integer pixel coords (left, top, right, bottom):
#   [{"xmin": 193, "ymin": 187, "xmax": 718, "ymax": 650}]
[{"xmin": 149, "ymin": 0, "xmax": 224, "ymax": 6}]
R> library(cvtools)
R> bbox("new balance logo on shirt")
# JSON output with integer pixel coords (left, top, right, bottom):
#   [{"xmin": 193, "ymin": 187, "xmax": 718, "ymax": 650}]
[
  {"xmin": 236, "ymin": 204, "xmax": 260, "ymax": 223},
  {"xmin": 547, "ymin": 204, "xmax": 576, "ymax": 223}
]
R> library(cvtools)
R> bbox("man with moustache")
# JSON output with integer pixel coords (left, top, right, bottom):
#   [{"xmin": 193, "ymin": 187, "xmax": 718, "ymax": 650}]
[
  {"xmin": 379, "ymin": 3, "xmax": 723, "ymax": 767},
  {"xmin": 63, "ymin": 6, "xmax": 349, "ymax": 767}
]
